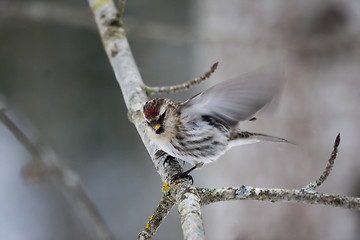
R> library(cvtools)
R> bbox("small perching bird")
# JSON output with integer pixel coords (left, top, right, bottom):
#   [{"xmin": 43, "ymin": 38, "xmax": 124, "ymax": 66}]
[{"xmin": 143, "ymin": 67, "xmax": 288, "ymax": 178}]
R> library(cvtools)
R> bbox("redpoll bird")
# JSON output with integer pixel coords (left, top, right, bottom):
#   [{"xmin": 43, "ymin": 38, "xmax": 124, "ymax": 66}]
[{"xmin": 143, "ymin": 68, "xmax": 287, "ymax": 177}]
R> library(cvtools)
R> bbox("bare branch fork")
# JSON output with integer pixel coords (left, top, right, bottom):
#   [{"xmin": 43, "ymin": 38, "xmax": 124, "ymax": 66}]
[{"xmin": 85, "ymin": 1, "xmax": 360, "ymax": 239}]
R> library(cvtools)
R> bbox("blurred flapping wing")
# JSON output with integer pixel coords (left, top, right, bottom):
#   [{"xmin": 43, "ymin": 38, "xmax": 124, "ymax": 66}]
[{"xmin": 182, "ymin": 67, "xmax": 284, "ymax": 126}]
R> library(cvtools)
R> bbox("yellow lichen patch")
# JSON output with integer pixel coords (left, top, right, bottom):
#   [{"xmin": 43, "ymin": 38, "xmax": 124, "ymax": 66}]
[
  {"xmin": 163, "ymin": 182, "xmax": 171, "ymax": 192},
  {"xmin": 173, "ymin": 182, "xmax": 178, "ymax": 187},
  {"xmin": 146, "ymin": 216, "xmax": 153, "ymax": 230},
  {"xmin": 92, "ymin": 0, "xmax": 112, "ymax": 12}
]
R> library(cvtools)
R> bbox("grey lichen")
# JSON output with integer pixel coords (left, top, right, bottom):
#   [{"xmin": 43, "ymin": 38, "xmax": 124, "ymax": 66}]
[{"xmin": 235, "ymin": 185, "xmax": 252, "ymax": 199}]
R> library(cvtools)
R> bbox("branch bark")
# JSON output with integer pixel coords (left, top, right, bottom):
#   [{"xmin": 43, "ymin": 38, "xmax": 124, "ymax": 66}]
[
  {"xmin": 144, "ymin": 62, "xmax": 218, "ymax": 95},
  {"xmin": 178, "ymin": 188, "xmax": 205, "ymax": 240},
  {"xmin": 199, "ymin": 186, "xmax": 360, "ymax": 210},
  {"xmin": 137, "ymin": 194, "xmax": 175, "ymax": 240}
]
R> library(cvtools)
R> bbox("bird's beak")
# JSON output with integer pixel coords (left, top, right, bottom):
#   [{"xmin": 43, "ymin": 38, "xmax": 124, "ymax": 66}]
[{"xmin": 154, "ymin": 123, "xmax": 161, "ymax": 132}]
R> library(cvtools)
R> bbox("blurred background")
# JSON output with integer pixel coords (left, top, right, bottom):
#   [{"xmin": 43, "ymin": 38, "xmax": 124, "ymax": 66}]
[{"xmin": 1, "ymin": 0, "xmax": 360, "ymax": 239}]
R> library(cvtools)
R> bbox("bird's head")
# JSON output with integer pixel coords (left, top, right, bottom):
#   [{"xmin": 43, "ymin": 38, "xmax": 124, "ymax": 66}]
[{"xmin": 143, "ymin": 98, "xmax": 175, "ymax": 135}]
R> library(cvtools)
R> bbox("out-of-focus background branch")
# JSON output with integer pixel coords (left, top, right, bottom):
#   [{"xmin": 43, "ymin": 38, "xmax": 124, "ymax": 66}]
[
  {"xmin": 0, "ymin": 107, "xmax": 114, "ymax": 240},
  {"xmin": 1, "ymin": 0, "xmax": 360, "ymax": 239}
]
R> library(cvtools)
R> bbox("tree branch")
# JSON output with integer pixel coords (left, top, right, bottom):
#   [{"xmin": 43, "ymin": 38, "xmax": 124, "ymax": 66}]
[
  {"xmin": 88, "ymin": 1, "xmax": 203, "ymax": 238},
  {"xmin": 144, "ymin": 62, "xmax": 219, "ymax": 95},
  {"xmin": 117, "ymin": 0, "xmax": 126, "ymax": 18},
  {"xmin": 199, "ymin": 134, "xmax": 359, "ymax": 210},
  {"xmin": 0, "ymin": 108, "xmax": 41, "ymax": 161},
  {"xmin": 178, "ymin": 188, "xmax": 205, "ymax": 240},
  {"xmin": 303, "ymin": 133, "xmax": 340, "ymax": 191},
  {"xmin": 0, "ymin": 107, "xmax": 114, "ymax": 240},
  {"xmin": 138, "ymin": 194, "xmax": 175, "ymax": 240},
  {"xmin": 199, "ymin": 186, "xmax": 360, "ymax": 210}
]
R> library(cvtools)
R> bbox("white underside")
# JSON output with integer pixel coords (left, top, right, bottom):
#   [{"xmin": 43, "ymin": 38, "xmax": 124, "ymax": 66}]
[
  {"xmin": 156, "ymin": 136, "xmax": 261, "ymax": 166},
  {"xmin": 145, "ymin": 116, "xmax": 263, "ymax": 166}
]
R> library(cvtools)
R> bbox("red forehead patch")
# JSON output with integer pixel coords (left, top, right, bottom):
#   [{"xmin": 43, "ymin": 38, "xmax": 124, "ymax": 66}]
[{"xmin": 144, "ymin": 105, "xmax": 159, "ymax": 119}]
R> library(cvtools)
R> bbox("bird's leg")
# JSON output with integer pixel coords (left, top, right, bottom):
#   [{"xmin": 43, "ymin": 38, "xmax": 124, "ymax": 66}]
[{"xmin": 171, "ymin": 163, "xmax": 203, "ymax": 184}]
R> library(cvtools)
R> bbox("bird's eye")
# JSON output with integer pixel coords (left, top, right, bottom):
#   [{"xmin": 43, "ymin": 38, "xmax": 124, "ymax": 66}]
[{"xmin": 159, "ymin": 111, "xmax": 166, "ymax": 120}]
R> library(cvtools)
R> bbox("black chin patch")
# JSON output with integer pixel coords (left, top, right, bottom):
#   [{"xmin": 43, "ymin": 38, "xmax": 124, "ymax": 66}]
[{"xmin": 155, "ymin": 126, "xmax": 165, "ymax": 134}]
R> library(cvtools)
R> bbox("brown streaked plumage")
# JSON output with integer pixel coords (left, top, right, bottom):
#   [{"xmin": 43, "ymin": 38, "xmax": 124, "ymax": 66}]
[{"xmin": 143, "ymin": 67, "xmax": 288, "ymax": 176}]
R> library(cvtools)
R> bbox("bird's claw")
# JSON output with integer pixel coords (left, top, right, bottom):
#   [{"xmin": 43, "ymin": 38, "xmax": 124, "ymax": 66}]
[
  {"xmin": 163, "ymin": 155, "xmax": 177, "ymax": 167},
  {"xmin": 171, "ymin": 172, "xmax": 193, "ymax": 185}
]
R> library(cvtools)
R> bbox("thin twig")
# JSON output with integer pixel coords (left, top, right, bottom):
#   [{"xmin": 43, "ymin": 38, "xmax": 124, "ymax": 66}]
[
  {"xmin": 145, "ymin": 62, "xmax": 219, "ymax": 95},
  {"xmin": 303, "ymin": 133, "xmax": 340, "ymax": 192},
  {"xmin": 117, "ymin": 0, "xmax": 126, "ymax": 18},
  {"xmin": 0, "ymin": 108, "xmax": 114, "ymax": 240},
  {"xmin": 0, "ymin": 109, "xmax": 41, "ymax": 160}
]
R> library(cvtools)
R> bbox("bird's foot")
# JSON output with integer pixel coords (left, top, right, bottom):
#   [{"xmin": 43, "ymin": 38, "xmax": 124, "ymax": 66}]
[
  {"xmin": 170, "ymin": 165, "xmax": 198, "ymax": 185},
  {"xmin": 163, "ymin": 155, "xmax": 177, "ymax": 167}
]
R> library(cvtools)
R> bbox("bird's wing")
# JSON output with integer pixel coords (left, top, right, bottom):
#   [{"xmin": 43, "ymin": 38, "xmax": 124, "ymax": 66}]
[{"xmin": 181, "ymin": 67, "xmax": 285, "ymax": 126}]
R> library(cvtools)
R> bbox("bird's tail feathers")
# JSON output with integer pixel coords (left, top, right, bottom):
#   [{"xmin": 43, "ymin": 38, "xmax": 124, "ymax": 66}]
[
  {"xmin": 229, "ymin": 130, "xmax": 288, "ymax": 147},
  {"xmin": 250, "ymin": 132, "xmax": 288, "ymax": 143}
]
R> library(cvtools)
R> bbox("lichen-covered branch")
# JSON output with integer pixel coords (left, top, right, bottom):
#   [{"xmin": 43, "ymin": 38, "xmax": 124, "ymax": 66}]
[
  {"xmin": 145, "ymin": 62, "xmax": 218, "ymax": 95},
  {"xmin": 138, "ymin": 194, "xmax": 176, "ymax": 240},
  {"xmin": 178, "ymin": 188, "xmax": 205, "ymax": 240},
  {"xmin": 199, "ymin": 185, "xmax": 360, "ymax": 210},
  {"xmin": 88, "ymin": 1, "xmax": 203, "ymax": 239},
  {"xmin": 88, "ymin": 0, "xmax": 176, "ymax": 172},
  {"xmin": 152, "ymin": 150, "xmax": 184, "ymax": 183},
  {"xmin": 0, "ymin": 107, "xmax": 114, "ymax": 240},
  {"xmin": 199, "ymin": 134, "xmax": 360, "ymax": 210}
]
